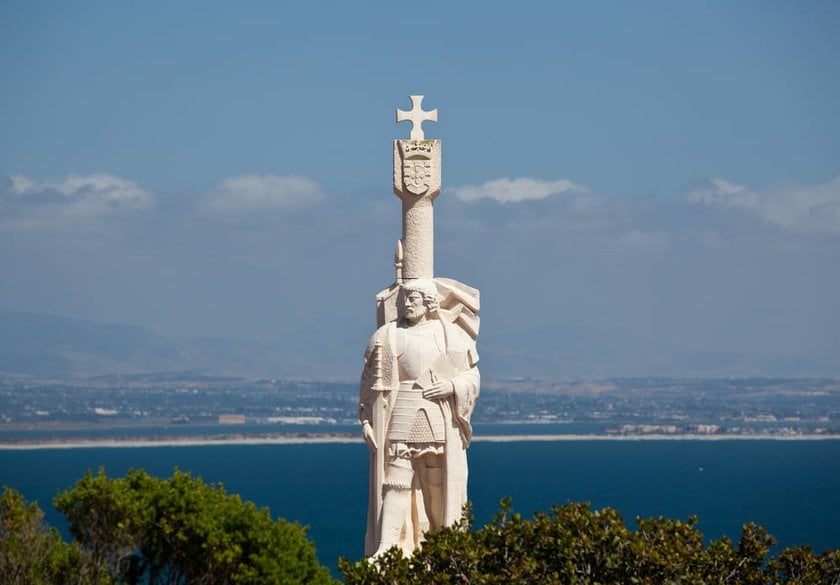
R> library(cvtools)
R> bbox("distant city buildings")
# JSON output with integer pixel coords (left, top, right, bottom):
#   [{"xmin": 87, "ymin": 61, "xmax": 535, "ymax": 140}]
[{"xmin": 0, "ymin": 376, "xmax": 837, "ymax": 442}]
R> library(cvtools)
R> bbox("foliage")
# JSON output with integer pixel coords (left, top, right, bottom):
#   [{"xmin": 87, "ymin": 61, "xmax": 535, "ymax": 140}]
[
  {"xmin": 0, "ymin": 486, "xmax": 108, "ymax": 585},
  {"xmin": 7, "ymin": 474, "xmax": 839, "ymax": 585},
  {"xmin": 53, "ymin": 468, "xmax": 335, "ymax": 585},
  {"xmin": 339, "ymin": 499, "xmax": 840, "ymax": 585}
]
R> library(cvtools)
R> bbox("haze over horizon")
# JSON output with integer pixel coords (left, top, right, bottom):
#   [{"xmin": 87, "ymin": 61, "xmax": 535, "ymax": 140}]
[{"xmin": 2, "ymin": 2, "xmax": 838, "ymax": 379}]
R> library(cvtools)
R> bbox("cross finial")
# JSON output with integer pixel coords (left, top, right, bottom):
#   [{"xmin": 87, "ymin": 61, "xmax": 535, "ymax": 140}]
[{"xmin": 396, "ymin": 95, "xmax": 438, "ymax": 140}]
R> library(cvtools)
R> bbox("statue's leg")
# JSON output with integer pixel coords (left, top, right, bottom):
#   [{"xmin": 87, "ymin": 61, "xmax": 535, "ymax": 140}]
[
  {"xmin": 375, "ymin": 457, "xmax": 414, "ymax": 556},
  {"xmin": 418, "ymin": 452, "xmax": 445, "ymax": 531}
]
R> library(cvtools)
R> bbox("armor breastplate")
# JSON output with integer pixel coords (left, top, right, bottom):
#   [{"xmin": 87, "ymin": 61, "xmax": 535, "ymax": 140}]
[
  {"xmin": 388, "ymin": 322, "xmax": 446, "ymax": 443},
  {"xmin": 397, "ymin": 322, "xmax": 443, "ymax": 381}
]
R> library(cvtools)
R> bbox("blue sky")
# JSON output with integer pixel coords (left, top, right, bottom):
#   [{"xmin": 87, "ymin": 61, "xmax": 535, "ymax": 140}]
[{"xmin": 1, "ymin": 1, "xmax": 838, "ymax": 377}]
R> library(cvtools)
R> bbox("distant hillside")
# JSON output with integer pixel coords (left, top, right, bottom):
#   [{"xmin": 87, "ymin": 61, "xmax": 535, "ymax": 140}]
[
  {"xmin": 0, "ymin": 310, "xmax": 390, "ymax": 379},
  {"xmin": 0, "ymin": 312, "xmax": 177, "ymax": 377},
  {"xmin": 0, "ymin": 311, "xmax": 358, "ymax": 379},
  {"xmin": 0, "ymin": 311, "xmax": 835, "ymax": 380}
]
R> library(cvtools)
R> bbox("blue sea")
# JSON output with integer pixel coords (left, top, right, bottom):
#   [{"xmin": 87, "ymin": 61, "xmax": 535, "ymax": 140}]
[{"xmin": 1, "ymin": 438, "xmax": 838, "ymax": 577}]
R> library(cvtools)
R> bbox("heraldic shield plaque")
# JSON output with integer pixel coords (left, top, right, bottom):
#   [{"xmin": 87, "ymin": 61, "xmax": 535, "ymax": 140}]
[{"xmin": 394, "ymin": 139, "xmax": 441, "ymax": 199}]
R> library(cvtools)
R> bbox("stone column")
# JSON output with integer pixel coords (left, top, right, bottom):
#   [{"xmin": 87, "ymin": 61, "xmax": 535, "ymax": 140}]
[{"xmin": 393, "ymin": 139, "xmax": 441, "ymax": 280}]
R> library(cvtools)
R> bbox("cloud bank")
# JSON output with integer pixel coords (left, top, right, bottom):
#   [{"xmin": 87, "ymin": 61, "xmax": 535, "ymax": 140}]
[
  {"xmin": 443, "ymin": 174, "xmax": 840, "ymax": 247},
  {"xmin": 203, "ymin": 174, "xmax": 326, "ymax": 213},
  {"xmin": 450, "ymin": 177, "xmax": 588, "ymax": 203},
  {"xmin": 2, "ymin": 173, "xmax": 154, "ymax": 230},
  {"xmin": 687, "ymin": 177, "xmax": 840, "ymax": 236},
  {"xmin": 13, "ymin": 171, "xmax": 834, "ymax": 244}
]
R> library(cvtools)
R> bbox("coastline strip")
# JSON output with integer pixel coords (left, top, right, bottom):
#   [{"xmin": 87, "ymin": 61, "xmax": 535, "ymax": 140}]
[{"xmin": 1, "ymin": 433, "xmax": 839, "ymax": 450}]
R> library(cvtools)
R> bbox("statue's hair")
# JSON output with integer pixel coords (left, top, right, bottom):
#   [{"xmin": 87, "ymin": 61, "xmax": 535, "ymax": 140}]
[{"xmin": 401, "ymin": 278, "xmax": 440, "ymax": 313}]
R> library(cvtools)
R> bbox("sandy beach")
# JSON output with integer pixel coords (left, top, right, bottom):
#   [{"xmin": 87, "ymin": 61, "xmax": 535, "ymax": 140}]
[{"xmin": 1, "ymin": 432, "xmax": 839, "ymax": 450}]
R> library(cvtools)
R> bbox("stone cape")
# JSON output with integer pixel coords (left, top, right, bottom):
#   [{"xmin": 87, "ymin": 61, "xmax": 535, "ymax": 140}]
[{"xmin": 359, "ymin": 301, "xmax": 479, "ymax": 556}]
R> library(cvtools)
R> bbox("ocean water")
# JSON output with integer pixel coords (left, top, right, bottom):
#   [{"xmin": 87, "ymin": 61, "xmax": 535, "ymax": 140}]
[{"xmin": 1, "ymin": 440, "xmax": 838, "ymax": 577}]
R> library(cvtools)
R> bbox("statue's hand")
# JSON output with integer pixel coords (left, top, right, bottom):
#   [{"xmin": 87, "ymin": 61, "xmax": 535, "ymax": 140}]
[
  {"xmin": 423, "ymin": 380, "xmax": 455, "ymax": 400},
  {"xmin": 362, "ymin": 421, "xmax": 378, "ymax": 452}
]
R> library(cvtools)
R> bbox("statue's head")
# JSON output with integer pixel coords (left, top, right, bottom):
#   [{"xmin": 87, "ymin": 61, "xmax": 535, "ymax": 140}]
[{"xmin": 400, "ymin": 279, "xmax": 440, "ymax": 324}]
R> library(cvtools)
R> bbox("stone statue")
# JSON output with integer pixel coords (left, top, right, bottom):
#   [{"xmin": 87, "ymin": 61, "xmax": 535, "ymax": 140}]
[{"xmin": 359, "ymin": 96, "xmax": 481, "ymax": 557}]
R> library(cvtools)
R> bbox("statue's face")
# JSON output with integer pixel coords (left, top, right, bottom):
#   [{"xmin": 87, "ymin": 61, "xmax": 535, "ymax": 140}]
[{"xmin": 403, "ymin": 290, "xmax": 428, "ymax": 324}]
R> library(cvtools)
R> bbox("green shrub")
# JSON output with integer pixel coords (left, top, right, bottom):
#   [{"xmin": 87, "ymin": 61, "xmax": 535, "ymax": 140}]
[
  {"xmin": 54, "ymin": 468, "xmax": 335, "ymax": 585},
  {"xmin": 340, "ymin": 499, "xmax": 840, "ymax": 585}
]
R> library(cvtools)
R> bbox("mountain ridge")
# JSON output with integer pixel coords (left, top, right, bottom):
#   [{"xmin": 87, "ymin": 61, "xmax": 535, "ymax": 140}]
[{"xmin": 1, "ymin": 310, "xmax": 835, "ymax": 380}]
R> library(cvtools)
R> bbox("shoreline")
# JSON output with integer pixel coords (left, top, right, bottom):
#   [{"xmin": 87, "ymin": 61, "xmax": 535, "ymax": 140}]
[{"xmin": 2, "ymin": 433, "xmax": 839, "ymax": 450}]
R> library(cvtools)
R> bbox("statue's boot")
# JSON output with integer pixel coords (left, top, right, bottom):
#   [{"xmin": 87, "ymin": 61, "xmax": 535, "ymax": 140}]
[{"xmin": 373, "ymin": 484, "xmax": 412, "ymax": 558}]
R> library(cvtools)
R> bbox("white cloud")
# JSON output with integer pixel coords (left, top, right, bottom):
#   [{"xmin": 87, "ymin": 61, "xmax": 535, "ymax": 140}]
[
  {"xmin": 450, "ymin": 177, "xmax": 588, "ymax": 203},
  {"xmin": 204, "ymin": 174, "xmax": 325, "ymax": 213},
  {"xmin": 687, "ymin": 177, "xmax": 840, "ymax": 236},
  {"xmin": 2, "ymin": 173, "xmax": 154, "ymax": 230}
]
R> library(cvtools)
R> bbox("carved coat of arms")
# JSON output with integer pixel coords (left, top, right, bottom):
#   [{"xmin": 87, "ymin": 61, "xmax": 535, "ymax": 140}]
[{"xmin": 402, "ymin": 158, "xmax": 432, "ymax": 196}]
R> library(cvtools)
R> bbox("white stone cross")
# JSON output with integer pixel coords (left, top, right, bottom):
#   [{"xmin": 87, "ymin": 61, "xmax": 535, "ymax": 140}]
[{"xmin": 396, "ymin": 95, "xmax": 438, "ymax": 140}]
